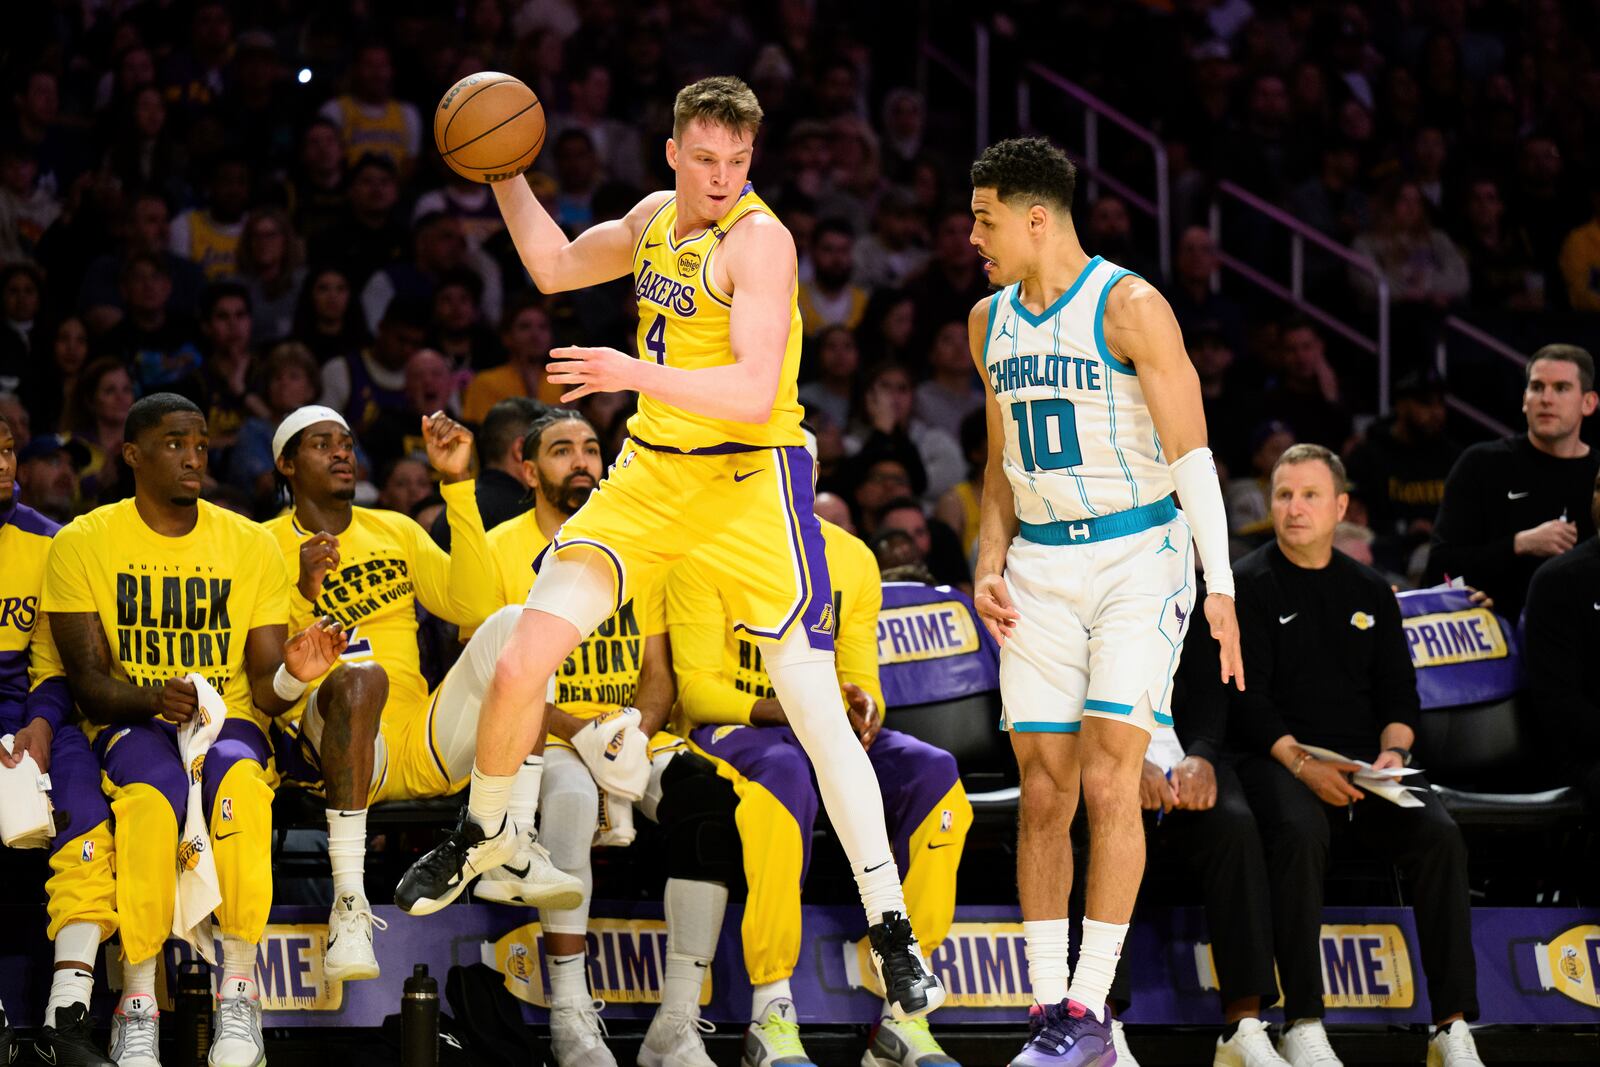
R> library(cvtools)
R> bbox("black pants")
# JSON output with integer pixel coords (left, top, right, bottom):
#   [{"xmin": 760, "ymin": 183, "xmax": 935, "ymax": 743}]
[
  {"xmin": 1107, "ymin": 762, "xmax": 1279, "ymax": 1012},
  {"xmin": 1234, "ymin": 754, "xmax": 1479, "ymax": 1022}
]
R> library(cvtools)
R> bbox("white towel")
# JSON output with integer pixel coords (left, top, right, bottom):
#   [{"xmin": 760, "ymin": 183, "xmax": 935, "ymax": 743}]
[
  {"xmin": 0, "ymin": 734, "xmax": 56, "ymax": 848},
  {"xmin": 171, "ymin": 675, "xmax": 226, "ymax": 962}
]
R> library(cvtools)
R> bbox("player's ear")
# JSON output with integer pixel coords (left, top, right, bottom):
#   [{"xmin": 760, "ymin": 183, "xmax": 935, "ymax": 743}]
[
  {"xmin": 121, "ymin": 439, "xmax": 139, "ymax": 470},
  {"xmin": 275, "ymin": 453, "xmax": 293, "ymax": 480},
  {"xmin": 1029, "ymin": 203, "xmax": 1049, "ymax": 234},
  {"xmin": 665, "ymin": 138, "xmax": 679, "ymax": 172}
]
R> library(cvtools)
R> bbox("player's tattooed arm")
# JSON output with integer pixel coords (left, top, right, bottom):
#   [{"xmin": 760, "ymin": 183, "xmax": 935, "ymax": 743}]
[
  {"xmin": 47, "ymin": 610, "xmax": 179, "ymax": 724},
  {"xmin": 967, "ymin": 295, "xmax": 1021, "ymax": 645}
]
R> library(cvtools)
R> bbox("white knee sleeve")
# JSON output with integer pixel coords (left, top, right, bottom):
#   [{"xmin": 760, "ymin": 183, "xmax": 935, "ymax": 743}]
[
  {"xmin": 539, "ymin": 747, "xmax": 597, "ymax": 935},
  {"xmin": 524, "ymin": 548, "xmax": 619, "ymax": 637},
  {"xmin": 433, "ymin": 606, "xmax": 561, "ymax": 783}
]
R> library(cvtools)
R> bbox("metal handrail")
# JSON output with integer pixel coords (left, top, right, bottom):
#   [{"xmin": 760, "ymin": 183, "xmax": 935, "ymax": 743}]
[
  {"xmin": 1437, "ymin": 314, "xmax": 1529, "ymax": 372},
  {"xmin": 1212, "ymin": 180, "xmax": 1393, "ymax": 414},
  {"xmin": 1015, "ymin": 63, "xmax": 1171, "ymax": 281}
]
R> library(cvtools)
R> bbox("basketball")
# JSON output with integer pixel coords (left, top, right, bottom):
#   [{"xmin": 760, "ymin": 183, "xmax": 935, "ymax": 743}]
[{"xmin": 434, "ymin": 72, "xmax": 545, "ymax": 183}]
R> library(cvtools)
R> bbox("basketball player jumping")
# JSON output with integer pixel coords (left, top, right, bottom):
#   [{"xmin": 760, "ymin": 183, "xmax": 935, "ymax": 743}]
[
  {"xmin": 397, "ymin": 76, "xmax": 943, "ymax": 1017},
  {"xmin": 966, "ymin": 139, "xmax": 1244, "ymax": 1066}
]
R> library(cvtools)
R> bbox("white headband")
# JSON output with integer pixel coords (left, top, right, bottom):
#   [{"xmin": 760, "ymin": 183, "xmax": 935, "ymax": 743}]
[{"xmin": 272, "ymin": 405, "xmax": 351, "ymax": 461}]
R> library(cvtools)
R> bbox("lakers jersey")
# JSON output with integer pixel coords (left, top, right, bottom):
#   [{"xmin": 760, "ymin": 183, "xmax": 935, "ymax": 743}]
[
  {"xmin": 628, "ymin": 184, "xmax": 805, "ymax": 452},
  {"xmin": 0, "ymin": 502, "xmax": 67, "ymax": 730},
  {"xmin": 666, "ymin": 519, "xmax": 883, "ymax": 727},
  {"xmin": 981, "ymin": 257, "xmax": 1174, "ymax": 525}
]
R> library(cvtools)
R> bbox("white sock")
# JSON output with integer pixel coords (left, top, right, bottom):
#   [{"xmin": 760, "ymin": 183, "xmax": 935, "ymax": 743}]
[
  {"xmin": 751, "ymin": 978, "xmax": 792, "ymax": 1022},
  {"xmin": 549, "ymin": 952, "xmax": 589, "ymax": 1004},
  {"xmin": 510, "ymin": 755, "xmax": 543, "ymax": 836},
  {"xmin": 326, "ymin": 807, "xmax": 368, "ymax": 903},
  {"xmin": 47, "ymin": 922, "xmax": 100, "ymax": 1026},
  {"xmin": 853, "ymin": 860, "xmax": 908, "ymax": 927},
  {"xmin": 222, "ymin": 936, "xmax": 258, "ymax": 996},
  {"xmin": 124, "ymin": 955, "xmax": 159, "ymax": 999},
  {"xmin": 468, "ymin": 763, "xmax": 514, "ymax": 835},
  {"xmin": 662, "ymin": 878, "xmax": 726, "ymax": 1012},
  {"xmin": 1024, "ymin": 919, "xmax": 1071, "ymax": 1006},
  {"xmin": 1067, "ymin": 918, "xmax": 1127, "ymax": 1020}
]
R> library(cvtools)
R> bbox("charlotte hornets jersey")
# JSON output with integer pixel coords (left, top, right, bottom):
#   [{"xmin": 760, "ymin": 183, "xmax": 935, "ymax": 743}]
[
  {"xmin": 982, "ymin": 257, "xmax": 1174, "ymax": 525},
  {"xmin": 628, "ymin": 183, "xmax": 805, "ymax": 452}
]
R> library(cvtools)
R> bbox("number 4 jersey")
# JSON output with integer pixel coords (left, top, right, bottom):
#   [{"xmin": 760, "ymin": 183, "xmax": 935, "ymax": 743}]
[{"xmin": 982, "ymin": 257, "xmax": 1175, "ymax": 526}]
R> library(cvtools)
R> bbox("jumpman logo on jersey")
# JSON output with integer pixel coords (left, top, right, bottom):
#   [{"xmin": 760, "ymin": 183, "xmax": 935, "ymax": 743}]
[
  {"xmin": 1156, "ymin": 533, "xmax": 1177, "ymax": 554},
  {"xmin": 997, "ymin": 317, "xmax": 1014, "ymax": 341}
]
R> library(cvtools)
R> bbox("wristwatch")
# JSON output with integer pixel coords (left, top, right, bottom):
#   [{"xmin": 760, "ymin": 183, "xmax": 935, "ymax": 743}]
[{"xmin": 1385, "ymin": 746, "xmax": 1413, "ymax": 767}]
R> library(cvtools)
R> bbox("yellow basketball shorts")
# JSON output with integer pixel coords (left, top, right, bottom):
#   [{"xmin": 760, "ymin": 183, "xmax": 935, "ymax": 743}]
[
  {"xmin": 546, "ymin": 440, "xmax": 836, "ymax": 651},
  {"xmin": 282, "ymin": 680, "xmax": 454, "ymax": 804}
]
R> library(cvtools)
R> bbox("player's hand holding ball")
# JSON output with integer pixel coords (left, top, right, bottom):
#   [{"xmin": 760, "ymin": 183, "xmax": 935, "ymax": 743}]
[
  {"xmin": 423, "ymin": 412, "xmax": 475, "ymax": 482},
  {"xmin": 435, "ymin": 72, "xmax": 545, "ymax": 183}
]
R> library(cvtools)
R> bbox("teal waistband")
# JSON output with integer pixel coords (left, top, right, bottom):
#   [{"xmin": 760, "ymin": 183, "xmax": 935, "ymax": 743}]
[{"xmin": 1019, "ymin": 496, "xmax": 1178, "ymax": 546}]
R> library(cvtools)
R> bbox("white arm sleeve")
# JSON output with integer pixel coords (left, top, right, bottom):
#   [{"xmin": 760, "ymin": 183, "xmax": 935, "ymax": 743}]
[{"xmin": 1169, "ymin": 447, "xmax": 1234, "ymax": 600}]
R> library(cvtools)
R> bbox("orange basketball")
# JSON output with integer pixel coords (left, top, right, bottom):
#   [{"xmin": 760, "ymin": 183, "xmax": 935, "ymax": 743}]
[{"xmin": 434, "ymin": 72, "xmax": 545, "ymax": 183}]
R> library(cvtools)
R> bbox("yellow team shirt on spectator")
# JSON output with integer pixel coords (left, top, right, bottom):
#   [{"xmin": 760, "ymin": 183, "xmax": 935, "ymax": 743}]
[
  {"xmin": 461, "ymin": 364, "xmax": 564, "ymax": 425},
  {"xmin": 1559, "ymin": 218, "xmax": 1600, "ymax": 312},
  {"xmin": 42, "ymin": 499, "xmax": 291, "ymax": 734},
  {"xmin": 667, "ymin": 518, "xmax": 883, "ymax": 725},
  {"xmin": 483, "ymin": 509, "xmax": 665, "ymax": 720},
  {"xmin": 261, "ymin": 480, "xmax": 499, "ymax": 725}
]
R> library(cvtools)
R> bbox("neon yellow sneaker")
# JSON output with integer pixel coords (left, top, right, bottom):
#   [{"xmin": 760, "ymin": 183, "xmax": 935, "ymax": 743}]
[
  {"xmin": 863, "ymin": 1014, "xmax": 959, "ymax": 1067},
  {"xmin": 742, "ymin": 1000, "xmax": 815, "ymax": 1067}
]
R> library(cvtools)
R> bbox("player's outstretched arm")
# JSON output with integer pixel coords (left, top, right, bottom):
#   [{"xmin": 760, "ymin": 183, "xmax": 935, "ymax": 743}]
[
  {"xmin": 547, "ymin": 215, "xmax": 795, "ymax": 424},
  {"xmin": 494, "ymin": 179, "xmax": 669, "ymax": 293},
  {"xmin": 1102, "ymin": 278, "xmax": 1243, "ymax": 689},
  {"xmin": 967, "ymin": 296, "xmax": 1021, "ymax": 646}
]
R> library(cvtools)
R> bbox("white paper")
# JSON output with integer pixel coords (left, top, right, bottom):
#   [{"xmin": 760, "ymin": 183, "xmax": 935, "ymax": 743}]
[{"xmin": 1297, "ymin": 744, "xmax": 1427, "ymax": 808}]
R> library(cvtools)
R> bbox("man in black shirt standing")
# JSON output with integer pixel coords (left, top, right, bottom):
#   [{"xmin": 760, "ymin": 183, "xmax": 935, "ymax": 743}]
[
  {"xmin": 1232, "ymin": 445, "xmax": 1484, "ymax": 1067},
  {"xmin": 1426, "ymin": 344, "xmax": 1599, "ymax": 618},
  {"xmin": 429, "ymin": 396, "xmax": 546, "ymax": 550}
]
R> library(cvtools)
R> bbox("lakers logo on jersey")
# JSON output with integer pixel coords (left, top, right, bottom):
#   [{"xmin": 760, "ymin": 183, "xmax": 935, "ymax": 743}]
[
  {"xmin": 812, "ymin": 603, "xmax": 836, "ymax": 637},
  {"xmin": 676, "ymin": 251, "xmax": 702, "ymax": 279}
]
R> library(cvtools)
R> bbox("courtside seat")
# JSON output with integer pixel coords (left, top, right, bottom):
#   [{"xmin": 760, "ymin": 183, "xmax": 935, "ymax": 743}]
[
  {"xmin": 888, "ymin": 691, "xmax": 1019, "ymax": 814},
  {"xmin": 1418, "ymin": 695, "xmax": 1580, "ymax": 828}
]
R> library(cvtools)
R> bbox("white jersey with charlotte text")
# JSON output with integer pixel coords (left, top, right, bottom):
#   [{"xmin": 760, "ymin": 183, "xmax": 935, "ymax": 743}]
[{"xmin": 981, "ymin": 256, "xmax": 1174, "ymax": 526}]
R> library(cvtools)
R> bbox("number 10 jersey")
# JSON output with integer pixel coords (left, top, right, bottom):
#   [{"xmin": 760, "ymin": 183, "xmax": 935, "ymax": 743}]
[{"xmin": 982, "ymin": 257, "xmax": 1175, "ymax": 526}]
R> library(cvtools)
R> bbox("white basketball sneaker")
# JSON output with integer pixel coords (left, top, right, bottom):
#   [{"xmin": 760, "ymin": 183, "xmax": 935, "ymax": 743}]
[
  {"xmin": 208, "ymin": 978, "xmax": 266, "ymax": 1067},
  {"xmin": 1427, "ymin": 1021, "xmax": 1485, "ymax": 1067},
  {"xmin": 549, "ymin": 996, "xmax": 617, "ymax": 1067},
  {"xmin": 1214, "ymin": 1018, "xmax": 1291, "ymax": 1067},
  {"xmin": 640, "ymin": 1003, "xmax": 717, "ymax": 1067},
  {"xmin": 1276, "ymin": 1020, "xmax": 1343, "ymax": 1067},
  {"xmin": 109, "ymin": 995, "xmax": 162, "ymax": 1067},
  {"xmin": 324, "ymin": 892, "xmax": 388, "ymax": 982}
]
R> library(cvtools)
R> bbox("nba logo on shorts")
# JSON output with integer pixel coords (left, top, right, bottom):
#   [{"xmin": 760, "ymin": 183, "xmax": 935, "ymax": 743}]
[
  {"xmin": 221, "ymin": 797, "xmax": 234, "ymax": 822},
  {"xmin": 940, "ymin": 809, "xmax": 953, "ymax": 832},
  {"xmin": 81, "ymin": 840, "xmax": 95, "ymax": 862}
]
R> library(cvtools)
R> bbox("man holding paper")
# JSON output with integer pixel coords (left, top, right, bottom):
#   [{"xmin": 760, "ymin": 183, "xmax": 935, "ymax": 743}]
[{"xmin": 1229, "ymin": 444, "xmax": 1484, "ymax": 1067}]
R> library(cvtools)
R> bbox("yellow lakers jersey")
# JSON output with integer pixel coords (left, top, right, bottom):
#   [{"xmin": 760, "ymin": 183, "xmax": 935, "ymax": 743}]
[
  {"xmin": 1, "ymin": 504, "xmax": 66, "ymax": 723},
  {"xmin": 42, "ymin": 499, "xmax": 290, "ymax": 732},
  {"xmin": 263, "ymin": 482, "xmax": 499, "ymax": 724},
  {"xmin": 666, "ymin": 519, "xmax": 883, "ymax": 726},
  {"xmin": 187, "ymin": 211, "xmax": 243, "ymax": 282},
  {"xmin": 483, "ymin": 509, "xmax": 665, "ymax": 719},
  {"xmin": 628, "ymin": 185, "xmax": 805, "ymax": 452},
  {"xmin": 337, "ymin": 95, "xmax": 413, "ymax": 169}
]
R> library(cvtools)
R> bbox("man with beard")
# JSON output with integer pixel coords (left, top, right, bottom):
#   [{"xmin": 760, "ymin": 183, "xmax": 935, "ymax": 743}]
[
  {"xmin": 1426, "ymin": 344, "xmax": 1600, "ymax": 617},
  {"xmin": 798, "ymin": 218, "xmax": 870, "ymax": 336},
  {"xmin": 263, "ymin": 404, "xmax": 578, "ymax": 985}
]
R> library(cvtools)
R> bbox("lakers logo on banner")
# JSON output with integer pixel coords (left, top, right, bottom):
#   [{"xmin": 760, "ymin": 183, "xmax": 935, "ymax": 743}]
[
  {"xmin": 844, "ymin": 923, "xmax": 1033, "ymax": 1008},
  {"xmin": 482, "ymin": 919, "xmax": 711, "ymax": 1008},
  {"xmin": 1532, "ymin": 925, "xmax": 1600, "ymax": 1008},
  {"xmin": 1403, "ymin": 608, "xmax": 1508, "ymax": 668},
  {"xmin": 155, "ymin": 926, "xmax": 343, "ymax": 1012},
  {"xmin": 876, "ymin": 603, "xmax": 980, "ymax": 665}
]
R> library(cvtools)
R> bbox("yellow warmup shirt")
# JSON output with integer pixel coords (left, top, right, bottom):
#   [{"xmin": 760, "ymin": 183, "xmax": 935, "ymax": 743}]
[
  {"xmin": 1, "ymin": 503, "xmax": 67, "ymax": 728},
  {"xmin": 667, "ymin": 518, "xmax": 883, "ymax": 725},
  {"xmin": 262, "ymin": 480, "xmax": 499, "ymax": 722},
  {"xmin": 628, "ymin": 185, "xmax": 805, "ymax": 451},
  {"xmin": 42, "ymin": 499, "xmax": 290, "ymax": 734}
]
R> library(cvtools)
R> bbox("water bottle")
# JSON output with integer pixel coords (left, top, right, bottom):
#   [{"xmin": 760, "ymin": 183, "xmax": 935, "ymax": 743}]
[
  {"xmin": 401, "ymin": 964, "xmax": 440, "ymax": 1067},
  {"xmin": 175, "ymin": 960, "xmax": 213, "ymax": 1067}
]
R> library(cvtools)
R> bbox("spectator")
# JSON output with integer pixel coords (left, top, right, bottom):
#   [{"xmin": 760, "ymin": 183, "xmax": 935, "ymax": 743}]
[
  {"xmin": 229, "ymin": 341, "xmax": 322, "ymax": 508},
  {"xmin": 361, "ymin": 212, "xmax": 475, "ymax": 333},
  {"xmin": 852, "ymin": 188, "xmax": 928, "ymax": 291},
  {"xmin": 171, "ymin": 153, "xmax": 252, "ymax": 281},
  {"xmin": 377, "ymin": 455, "xmax": 433, "ymax": 516},
  {"xmin": 1083, "ymin": 194, "xmax": 1157, "ymax": 283},
  {"xmin": 364, "ymin": 348, "xmax": 457, "ymax": 474},
  {"xmin": 1167, "ymin": 226, "xmax": 1246, "ymax": 358},
  {"xmin": 318, "ymin": 42, "xmax": 423, "ymax": 177},
  {"xmin": 1558, "ymin": 185, "xmax": 1600, "ymax": 313},
  {"xmin": 4, "ymin": 69, "xmax": 86, "ymax": 196},
  {"xmin": 0, "ymin": 146, "xmax": 61, "ymax": 266},
  {"xmin": 289, "ymin": 117, "xmax": 348, "ymax": 247},
  {"xmin": 1332, "ymin": 520, "xmax": 1377, "ymax": 567},
  {"xmin": 797, "ymin": 325, "xmax": 858, "ymax": 432},
  {"xmin": 1188, "ymin": 323, "xmax": 1258, "ymax": 473},
  {"xmin": 413, "ymin": 172, "xmax": 506, "ymax": 254},
  {"xmin": 78, "ymin": 191, "xmax": 204, "ymax": 330},
  {"xmin": 1222, "ymin": 73, "xmax": 1297, "ymax": 201},
  {"xmin": 905, "ymin": 208, "xmax": 988, "ymax": 354},
  {"xmin": 0, "ymin": 263, "xmax": 42, "ymax": 396},
  {"xmin": 1351, "ymin": 180, "xmax": 1470, "ymax": 309},
  {"xmin": 798, "ymin": 218, "xmax": 869, "ymax": 335},
  {"xmin": 1459, "ymin": 176, "xmax": 1544, "ymax": 313},
  {"xmin": 935, "ymin": 408, "xmax": 986, "ymax": 564},
  {"xmin": 102, "ymin": 84, "xmax": 188, "ymax": 209},
  {"xmin": 546, "ymin": 61, "xmax": 646, "ymax": 190},
  {"xmin": 1286, "ymin": 143, "xmax": 1371, "ymax": 246},
  {"xmin": 1345, "ymin": 370, "xmax": 1462, "ymax": 579},
  {"xmin": 310, "ymin": 153, "xmax": 406, "ymax": 290},
  {"xmin": 814, "ymin": 490, "xmax": 855, "ymax": 535},
  {"xmin": 1513, "ymin": 135, "xmax": 1584, "ymax": 288},
  {"xmin": 862, "ymin": 289, "xmax": 917, "ymax": 365},
  {"xmin": 1227, "ymin": 420, "xmax": 1296, "ymax": 544},
  {"xmin": 849, "ymin": 451, "xmax": 921, "ymax": 535},
  {"xmin": 159, "ymin": 0, "xmax": 235, "ymax": 119},
  {"xmin": 13, "ymin": 433, "xmax": 88, "ymax": 523},
  {"xmin": 0, "ymin": 391, "xmax": 26, "ymax": 445},
  {"xmin": 880, "ymin": 88, "xmax": 932, "ymax": 184},
  {"xmin": 219, "ymin": 31, "xmax": 296, "ymax": 175},
  {"xmin": 816, "ymin": 115, "xmax": 884, "ymax": 233},
  {"xmin": 235, "ymin": 207, "xmax": 307, "ymax": 346},
  {"xmin": 194, "ymin": 282, "xmax": 260, "ymax": 465},
  {"xmin": 1263, "ymin": 320, "xmax": 1351, "ymax": 451},
  {"xmin": 550, "ymin": 130, "xmax": 603, "ymax": 234},
  {"xmin": 67, "ymin": 357, "xmax": 135, "ymax": 502},
  {"xmin": 1230, "ymin": 443, "xmax": 1484, "ymax": 1067},
  {"xmin": 292, "ymin": 265, "xmax": 369, "ymax": 367},
  {"xmin": 22, "ymin": 315, "xmax": 89, "ymax": 435},
  {"xmin": 322, "ymin": 299, "xmax": 428, "ymax": 433},
  {"xmin": 428, "ymin": 395, "xmax": 544, "ymax": 550},
  {"xmin": 430, "ymin": 268, "xmax": 501, "ymax": 374},
  {"xmin": 1426, "ymin": 344, "xmax": 1600, "ymax": 617},
  {"xmin": 1522, "ymin": 470, "xmax": 1600, "ymax": 826},
  {"xmin": 849, "ymin": 361, "xmax": 964, "ymax": 502},
  {"xmin": 875, "ymin": 496, "xmax": 970, "ymax": 591},
  {"xmin": 461, "ymin": 298, "xmax": 561, "ymax": 423},
  {"xmin": 98, "ymin": 253, "xmax": 202, "ymax": 394},
  {"xmin": 914, "ymin": 320, "xmax": 983, "ymax": 430}
]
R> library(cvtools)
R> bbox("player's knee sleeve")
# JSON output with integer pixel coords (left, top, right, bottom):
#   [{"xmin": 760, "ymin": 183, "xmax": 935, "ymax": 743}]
[
  {"xmin": 539, "ymin": 748, "xmax": 596, "ymax": 935},
  {"xmin": 208, "ymin": 759, "xmax": 274, "ymax": 943},
  {"xmin": 524, "ymin": 549, "xmax": 618, "ymax": 638},
  {"xmin": 657, "ymin": 753, "xmax": 742, "ymax": 885},
  {"xmin": 107, "ymin": 782, "xmax": 180, "ymax": 965},
  {"xmin": 431, "ymin": 605, "xmax": 527, "ymax": 785}
]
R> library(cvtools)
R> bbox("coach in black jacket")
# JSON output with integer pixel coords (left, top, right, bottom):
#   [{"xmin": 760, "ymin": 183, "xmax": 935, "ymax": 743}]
[{"xmin": 1230, "ymin": 444, "xmax": 1482, "ymax": 1064}]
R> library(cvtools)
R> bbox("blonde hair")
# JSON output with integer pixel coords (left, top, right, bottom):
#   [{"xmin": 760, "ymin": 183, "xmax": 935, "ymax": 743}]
[{"xmin": 673, "ymin": 75, "xmax": 763, "ymax": 141}]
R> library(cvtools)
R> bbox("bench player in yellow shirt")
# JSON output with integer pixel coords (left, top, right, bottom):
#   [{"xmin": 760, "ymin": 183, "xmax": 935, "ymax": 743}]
[
  {"xmin": 43, "ymin": 393, "xmax": 345, "ymax": 1067},
  {"xmin": 398, "ymin": 73, "xmax": 943, "ymax": 1019}
]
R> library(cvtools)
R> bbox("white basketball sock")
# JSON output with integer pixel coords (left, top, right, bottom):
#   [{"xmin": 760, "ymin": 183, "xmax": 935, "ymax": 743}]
[
  {"xmin": 509, "ymin": 755, "xmax": 543, "ymax": 835},
  {"xmin": 325, "ymin": 807, "xmax": 367, "ymax": 902},
  {"xmin": 1067, "ymin": 918, "xmax": 1127, "ymax": 1020},
  {"xmin": 222, "ymin": 935, "xmax": 258, "ymax": 996},
  {"xmin": 468, "ymin": 763, "xmax": 514, "ymax": 835},
  {"xmin": 47, "ymin": 922, "xmax": 100, "ymax": 1028},
  {"xmin": 1024, "ymin": 918, "xmax": 1071, "ymax": 1006},
  {"xmin": 751, "ymin": 978, "xmax": 793, "ymax": 1023},
  {"xmin": 123, "ymin": 955, "xmax": 158, "ymax": 1000},
  {"xmin": 549, "ymin": 953, "xmax": 589, "ymax": 1004},
  {"xmin": 662, "ymin": 878, "xmax": 726, "ymax": 1013}
]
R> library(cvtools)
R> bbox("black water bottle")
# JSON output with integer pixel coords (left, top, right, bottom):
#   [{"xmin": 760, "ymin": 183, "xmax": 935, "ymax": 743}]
[
  {"xmin": 401, "ymin": 964, "xmax": 440, "ymax": 1067},
  {"xmin": 175, "ymin": 960, "xmax": 213, "ymax": 1067}
]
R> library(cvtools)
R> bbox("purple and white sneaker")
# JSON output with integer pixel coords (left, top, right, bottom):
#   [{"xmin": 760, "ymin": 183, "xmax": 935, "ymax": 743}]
[{"xmin": 1008, "ymin": 1000, "xmax": 1116, "ymax": 1067}]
